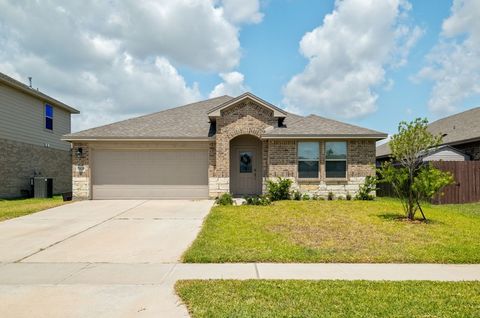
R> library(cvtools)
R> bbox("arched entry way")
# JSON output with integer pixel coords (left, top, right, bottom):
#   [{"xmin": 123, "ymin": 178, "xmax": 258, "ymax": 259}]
[{"xmin": 230, "ymin": 135, "xmax": 263, "ymax": 196}]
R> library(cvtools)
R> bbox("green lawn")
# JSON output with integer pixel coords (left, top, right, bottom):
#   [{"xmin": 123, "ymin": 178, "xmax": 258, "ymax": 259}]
[
  {"xmin": 176, "ymin": 280, "xmax": 480, "ymax": 318},
  {"xmin": 0, "ymin": 196, "xmax": 68, "ymax": 221},
  {"xmin": 183, "ymin": 198, "xmax": 480, "ymax": 263}
]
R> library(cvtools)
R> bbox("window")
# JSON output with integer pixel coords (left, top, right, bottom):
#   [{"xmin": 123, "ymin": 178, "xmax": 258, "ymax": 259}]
[
  {"xmin": 45, "ymin": 104, "xmax": 53, "ymax": 130},
  {"xmin": 239, "ymin": 152, "xmax": 253, "ymax": 173},
  {"xmin": 298, "ymin": 142, "xmax": 319, "ymax": 178},
  {"xmin": 325, "ymin": 141, "xmax": 347, "ymax": 178}
]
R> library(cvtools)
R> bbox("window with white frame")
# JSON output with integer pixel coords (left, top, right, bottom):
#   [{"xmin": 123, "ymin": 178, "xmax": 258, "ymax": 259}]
[
  {"xmin": 325, "ymin": 141, "xmax": 347, "ymax": 178},
  {"xmin": 298, "ymin": 142, "xmax": 319, "ymax": 178}
]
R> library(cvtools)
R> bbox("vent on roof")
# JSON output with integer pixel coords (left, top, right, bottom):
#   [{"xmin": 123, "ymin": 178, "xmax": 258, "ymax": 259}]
[{"xmin": 28, "ymin": 76, "xmax": 32, "ymax": 88}]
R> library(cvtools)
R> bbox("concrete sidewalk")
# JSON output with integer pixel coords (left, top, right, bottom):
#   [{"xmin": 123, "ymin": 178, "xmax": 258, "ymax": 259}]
[
  {"xmin": 1, "ymin": 262, "xmax": 479, "ymax": 317},
  {"xmin": 1, "ymin": 262, "xmax": 479, "ymax": 284}
]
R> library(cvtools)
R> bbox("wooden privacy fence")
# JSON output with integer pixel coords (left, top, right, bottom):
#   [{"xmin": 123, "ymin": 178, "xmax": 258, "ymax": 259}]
[
  {"xmin": 431, "ymin": 161, "xmax": 480, "ymax": 204},
  {"xmin": 377, "ymin": 161, "xmax": 480, "ymax": 204}
]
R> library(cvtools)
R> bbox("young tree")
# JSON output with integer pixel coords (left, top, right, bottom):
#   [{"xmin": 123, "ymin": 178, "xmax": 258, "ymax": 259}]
[{"xmin": 379, "ymin": 118, "xmax": 454, "ymax": 220}]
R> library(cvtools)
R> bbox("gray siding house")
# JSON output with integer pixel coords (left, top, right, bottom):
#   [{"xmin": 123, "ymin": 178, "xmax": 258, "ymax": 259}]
[
  {"xmin": 0, "ymin": 72, "xmax": 79, "ymax": 197},
  {"xmin": 377, "ymin": 107, "xmax": 480, "ymax": 163}
]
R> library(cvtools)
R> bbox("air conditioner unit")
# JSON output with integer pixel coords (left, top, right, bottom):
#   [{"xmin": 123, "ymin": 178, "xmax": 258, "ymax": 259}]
[{"xmin": 33, "ymin": 177, "xmax": 53, "ymax": 198}]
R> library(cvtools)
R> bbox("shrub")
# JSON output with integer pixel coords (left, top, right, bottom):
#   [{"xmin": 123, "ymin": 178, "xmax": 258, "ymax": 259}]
[
  {"xmin": 301, "ymin": 193, "xmax": 311, "ymax": 200},
  {"xmin": 346, "ymin": 193, "xmax": 352, "ymax": 201},
  {"xmin": 355, "ymin": 176, "xmax": 377, "ymax": 201},
  {"xmin": 312, "ymin": 194, "xmax": 320, "ymax": 200},
  {"xmin": 267, "ymin": 177, "xmax": 293, "ymax": 201},
  {"xmin": 327, "ymin": 192, "xmax": 335, "ymax": 201},
  {"xmin": 337, "ymin": 196, "xmax": 345, "ymax": 200},
  {"xmin": 244, "ymin": 195, "xmax": 271, "ymax": 206},
  {"xmin": 291, "ymin": 190, "xmax": 302, "ymax": 201},
  {"xmin": 215, "ymin": 193, "xmax": 233, "ymax": 206}
]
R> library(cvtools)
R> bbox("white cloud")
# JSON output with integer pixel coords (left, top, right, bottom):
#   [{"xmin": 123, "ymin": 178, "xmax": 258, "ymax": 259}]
[
  {"xmin": 282, "ymin": 0, "xmax": 421, "ymax": 118},
  {"xmin": 209, "ymin": 72, "xmax": 249, "ymax": 98},
  {"xmin": 0, "ymin": 0, "xmax": 263, "ymax": 131},
  {"xmin": 219, "ymin": 0, "xmax": 264, "ymax": 24},
  {"xmin": 417, "ymin": 0, "xmax": 480, "ymax": 115}
]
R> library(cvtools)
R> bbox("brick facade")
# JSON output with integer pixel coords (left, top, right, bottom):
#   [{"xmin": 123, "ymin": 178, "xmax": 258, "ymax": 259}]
[
  {"xmin": 71, "ymin": 99, "xmax": 377, "ymax": 200},
  {"xmin": 267, "ymin": 140, "xmax": 297, "ymax": 178},
  {"xmin": 207, "ymin": 99, "xmax": 376, "ymax": 198},
  {"xmin": 264, "ymin": 139, "xmax": 375, "ymax": 198},
  {"xmin": 0, "ymin": 138, "xmax": 71, "ymax": 198}
]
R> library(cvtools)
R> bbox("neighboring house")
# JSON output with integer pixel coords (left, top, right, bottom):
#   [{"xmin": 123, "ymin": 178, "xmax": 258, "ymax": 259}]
[
  {"xmin": 377, "ymin": 107, "xmax": 480, "ymax": 164},
  {"xmin": 64, "ymin": 92, "xmax": 387, "ymax": 200},
  {"xmin": 0, "ymin": 72, "xmax": 79, "ymax": 198}
]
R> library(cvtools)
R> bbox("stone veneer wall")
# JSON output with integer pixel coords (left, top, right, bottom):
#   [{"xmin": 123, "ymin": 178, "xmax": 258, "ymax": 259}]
[
  {"xmin": 0, "ymin": 138, "xmax": 71, "ymax": 198},
  {"xmin": 71, "ymin": 142, "xmax": 90, "ymax": 200}
]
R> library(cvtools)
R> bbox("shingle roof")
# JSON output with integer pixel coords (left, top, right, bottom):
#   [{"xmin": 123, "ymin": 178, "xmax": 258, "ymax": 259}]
[
  {"xmin": 0, "ymin": 71, "xmax": 79, "ymax": 114},
  {"xmin": 64, "ymin": 95, "xmax": 233, "ymax": 140},
  {"xmin": 265, "ymin": 114, "xmax": 387, "ymax": 138},
  {"xmin": 64, "ymin": 94, "xmax": 386, "ymax": 140},
  {"xmin": 376, "ymin": 107, "xmax": 480, "ymax": 158}
]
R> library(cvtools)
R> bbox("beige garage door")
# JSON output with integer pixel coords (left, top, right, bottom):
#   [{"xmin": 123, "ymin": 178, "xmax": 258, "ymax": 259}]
[{"xmin": 92, "ymin": 149, "xmax": 208, "ymax": 199}]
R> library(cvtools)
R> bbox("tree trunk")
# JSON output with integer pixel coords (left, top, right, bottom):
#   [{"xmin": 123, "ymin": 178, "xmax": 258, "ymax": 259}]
[{"xmin": 407, "ymin": 170, "xmax": 416, "ymax": 220}]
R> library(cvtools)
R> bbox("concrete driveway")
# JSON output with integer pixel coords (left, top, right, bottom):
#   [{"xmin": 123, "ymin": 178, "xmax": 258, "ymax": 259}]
[{"xmin": 0, "ymin": 199, "xmax": 213, "ymax": 317}]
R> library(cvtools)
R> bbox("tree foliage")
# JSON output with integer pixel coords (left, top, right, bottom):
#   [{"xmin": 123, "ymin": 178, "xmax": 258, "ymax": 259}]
[{"xmin": 378, "ymin": 118, "xmax": 454, "ymax": 220}]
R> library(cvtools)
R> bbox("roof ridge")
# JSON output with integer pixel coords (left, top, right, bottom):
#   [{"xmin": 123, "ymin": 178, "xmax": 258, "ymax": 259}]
[
  {"xmin": 67, "ymin": 95, "xmax": 232, "ymax": 136},
  {"xmin": 429, "ymin": 106, "xmax": 480, "ymax": 126}
]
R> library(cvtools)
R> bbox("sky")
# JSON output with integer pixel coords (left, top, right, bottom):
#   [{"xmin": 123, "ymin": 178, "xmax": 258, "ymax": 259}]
[{"xmin": 1, "ymin": 0, "xmax": 479, "ymax": 135}]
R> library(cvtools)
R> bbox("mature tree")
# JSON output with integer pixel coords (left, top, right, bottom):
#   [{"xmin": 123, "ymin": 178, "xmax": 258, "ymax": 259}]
[{"xmin": 379, "ymin": 118, "xmax": 454, "ymax": 220}]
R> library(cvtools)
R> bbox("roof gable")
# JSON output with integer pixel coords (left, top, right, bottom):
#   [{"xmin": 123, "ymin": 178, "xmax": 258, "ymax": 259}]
[{"xmin": 207, "ymin": 92, "xmax": 287, "ymax": 118}]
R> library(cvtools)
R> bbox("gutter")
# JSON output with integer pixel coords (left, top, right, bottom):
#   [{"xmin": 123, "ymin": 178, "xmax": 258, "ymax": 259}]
[
  {"xmin": 62, "ymin": 137, "xmax": 212, "ymax": 142},
  {"xmin": 64, "ymin": 135, "xmax": 388, "ymax": 142},
  {"xmin": 262, "ymin": 134, "xmax": 388, "ymax": 140},
  {"xmin": 0, "ymin": 76, "xmax": 80, "ymax": 114}
]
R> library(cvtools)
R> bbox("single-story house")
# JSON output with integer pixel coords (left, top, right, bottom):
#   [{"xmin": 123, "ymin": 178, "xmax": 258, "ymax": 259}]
[
  {"xmin": 377, "ymin": 107, "xmax": 480, "ymax": 164},
  {"xmin": 63, "ymin": 93, "xmax": 387, "ymax": 200},
  {"xmin": 0, "ymin": 71, "xmax": 79, "ymax": 198}
]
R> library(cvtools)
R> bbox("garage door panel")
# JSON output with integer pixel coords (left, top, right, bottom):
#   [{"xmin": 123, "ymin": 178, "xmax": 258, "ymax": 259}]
[
  {"xmin": 92, "ymin": 149, "xmax": 208, "ymax": 199},
  {"xmin": 92, "ymin": 185, "xmax": 208, "ymax": 200}
]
